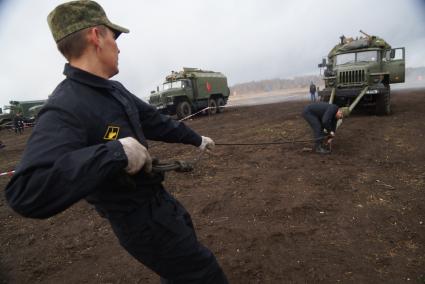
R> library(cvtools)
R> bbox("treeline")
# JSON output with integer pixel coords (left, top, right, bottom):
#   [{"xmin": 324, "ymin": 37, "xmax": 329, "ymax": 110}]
[
  {"xmin": 231, "ymin": 66, "xmax": 425, "ymax": 95},
  {"xmin": 230, "ymin": 75, "xmax": 321, "ymax": 95}
]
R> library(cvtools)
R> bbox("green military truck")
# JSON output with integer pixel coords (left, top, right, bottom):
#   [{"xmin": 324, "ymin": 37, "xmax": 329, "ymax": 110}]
[
  {"xmin": 318, "ymin": 30, "xmax": 405, "ymax": 115},
  {"xmin": 148, "ymin": 67, "xmax": 230, "ymax": 119},
  {"xmin": 0, "ymin": 100, "xmax": 46, "ymax": 127}
]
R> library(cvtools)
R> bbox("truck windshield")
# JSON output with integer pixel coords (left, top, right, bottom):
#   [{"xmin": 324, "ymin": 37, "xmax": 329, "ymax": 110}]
[
  {"xmin": 356, "ymin": 50, "xmax": 378, "ymax": 62},
  {"xmin": 162, "ymin": 80, "xmax": 183, "ymax": 91},
  {"xmin": 336, "ymin": 50, "xmax": 378, "ymax": 65},
  {"xmin": 336, "ymin": 53, "xmax": 355, "ymax": 65}
]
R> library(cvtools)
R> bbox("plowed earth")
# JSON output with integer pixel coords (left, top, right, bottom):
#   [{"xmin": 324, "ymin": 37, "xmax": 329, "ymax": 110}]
[{"xmin": 1, "ymin": 88, "xmax": 424, "ymax": 283}]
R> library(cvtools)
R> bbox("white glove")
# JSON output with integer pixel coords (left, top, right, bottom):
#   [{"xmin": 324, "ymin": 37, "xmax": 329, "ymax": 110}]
[
  {"xmin": 199, "ymin": 136, "xmax": 215, "ymax": 151},
  {"xmin": 119, "ymin": 137, "xmax": 152, "ymax": 175},
  {"xmin": 336, "ymin": 119, "xmax": 343, "ymax": 129}
]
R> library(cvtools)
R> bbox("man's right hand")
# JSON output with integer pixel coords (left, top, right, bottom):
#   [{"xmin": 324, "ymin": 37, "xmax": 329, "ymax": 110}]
[
  {"xmin": 118, "ymin": 137, "xmax": 152, "ymax": 175},
  {"xmin": 325, "ymin": 133, "xmax": 335, "ymax": 145},
  {"xmin": 199, "ymin": 136, "xmax": 215, "ymax": 151}
]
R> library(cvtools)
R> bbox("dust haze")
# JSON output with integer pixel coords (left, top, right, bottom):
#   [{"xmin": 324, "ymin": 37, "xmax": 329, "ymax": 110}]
[{"xmin": 0, "ymin": 0, "xmax": 424, "ymax": 108}]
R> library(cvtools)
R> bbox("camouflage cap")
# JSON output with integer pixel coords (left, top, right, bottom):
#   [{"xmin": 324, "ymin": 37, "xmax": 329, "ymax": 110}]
[{"xmin": 47, "ymin": 0, "xmax": 129, "ymax": 43}]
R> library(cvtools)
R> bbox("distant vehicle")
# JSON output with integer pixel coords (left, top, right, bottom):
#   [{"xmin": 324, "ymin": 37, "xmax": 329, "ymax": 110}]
[
  {"xmin": 148, "ymin": 67, "xmax": 230, "ymax": 119},
  {"xmin": 318, "ymin": 30, "xmax": 405, "ymax": 115},
  {"xmin": 0, "ymin": 100, "xmax": 46, "ymax": 127}
]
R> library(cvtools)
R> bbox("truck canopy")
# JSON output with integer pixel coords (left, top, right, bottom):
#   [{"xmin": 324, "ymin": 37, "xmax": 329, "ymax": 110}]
[
  {"xmin": 166, "ymin": 67, "xmax": 227, "ymax": 81},
  {"xmin": 3, "ymin": 100, "xmax": 46, "ymax": 118},
  {"xmin": 328, "ymin": 35, "xmax": 391, "ymax": 58}
]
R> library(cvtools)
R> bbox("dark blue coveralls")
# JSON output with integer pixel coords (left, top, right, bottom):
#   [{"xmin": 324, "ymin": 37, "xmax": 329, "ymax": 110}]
[
  {"xmin": 302, "ymin": 103, "xmax": 339, "ymax": 149},
  {"xmin": 5, "ymin": 64, "xmax": 228, "ymax": 283}
]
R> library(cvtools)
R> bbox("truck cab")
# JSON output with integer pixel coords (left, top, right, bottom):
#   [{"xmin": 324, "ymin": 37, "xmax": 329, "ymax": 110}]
[
  {"xmin": 0, "ymin": 100, "xmax": 46, "ymax": 128},
  {"xmin": 149, "ymin": 67, "xmax": 230, "ymax": 119},
  {"xmin": 319, "ymin": 31, "xmax": 405, "ymax": 115}
]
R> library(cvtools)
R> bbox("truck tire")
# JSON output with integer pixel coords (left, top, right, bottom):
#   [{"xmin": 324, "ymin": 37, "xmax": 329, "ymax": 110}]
[
  {"xmin": 176, "ymin": 101, "xmax": 192, "ymax": 119},
  {"xmin": 375, "ymin": 86, "xmax": 391, "ymax": 115},
  {"xmin": 208, "ymin": 98, "xmax": 217, "ymax": 115},
  {"xmin": 318, "ymin": 92, "xmax": 329, "ymax": 102},
  {"xmin": 216, "ymin": 97, "xmax": 225, "ymax": 113}
]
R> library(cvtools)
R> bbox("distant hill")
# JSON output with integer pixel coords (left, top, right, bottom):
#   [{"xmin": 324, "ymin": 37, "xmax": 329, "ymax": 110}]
[
  {"xmin": 230, "ymin": 75, "xmax": 321, "ymax": 95},
  {"xmin": 231, "ymin": 66, "xmax": 425, "ymax": 95}
]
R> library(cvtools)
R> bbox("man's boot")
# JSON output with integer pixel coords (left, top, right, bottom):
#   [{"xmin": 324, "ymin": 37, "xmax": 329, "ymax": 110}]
[{"xmin": 315, "ymin": 145, "xmax": 330, "ymax": 154}]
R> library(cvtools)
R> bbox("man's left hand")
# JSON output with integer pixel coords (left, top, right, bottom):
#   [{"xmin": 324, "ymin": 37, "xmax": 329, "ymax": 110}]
[{"xmin": 199, "ymin": 136, "xmax": 215, "ymax": 151}]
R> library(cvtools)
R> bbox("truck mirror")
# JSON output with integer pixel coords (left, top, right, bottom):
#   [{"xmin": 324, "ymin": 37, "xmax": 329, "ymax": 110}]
[
  {"xmin": 157, "ymin": 86, "xmax": 159, "ymax": 92},
  {"xmin": 390, "ymin": 49, "xmax": 395, "ymax": 59},
  {"xmin": 150, "ymin": 90, "xmax": 155, "ymax": 94},
  {"xmin": 385, "ymin": 50, "xmax": 391, "ymax": 61},
  {"xmin": 318, "ymin": 58, "xmax": 326, "ymax": 68}
]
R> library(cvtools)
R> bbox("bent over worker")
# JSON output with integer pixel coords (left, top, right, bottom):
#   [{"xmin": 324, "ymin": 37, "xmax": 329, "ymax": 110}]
[
  {"xmin": 5, "ymin": 1, "xmax": 228, "ymax": 283},
  {"xmin": 302, "ymin": 102, "xmax": 343, "ymax": 154}
]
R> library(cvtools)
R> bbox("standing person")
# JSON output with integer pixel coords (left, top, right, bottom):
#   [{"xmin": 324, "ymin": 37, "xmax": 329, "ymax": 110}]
[
  {"xmin": 5, "ymin": 1, "xmax": 228, "ymax": 283},
  {"xmin": 13, "ymin": 113, "xmax": 24, "ymax": 135},
  {"xmin": 302, "ymin": 102, "xmax": 344, "ymax": 154},
  {"xmin": 309, "ymin": 81, "xmax": 317, "ymax": 102}
]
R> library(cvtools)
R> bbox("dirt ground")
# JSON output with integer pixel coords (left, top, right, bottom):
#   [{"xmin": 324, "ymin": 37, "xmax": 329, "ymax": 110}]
[{"xmin": 1, "ymin": 88, "xmax": 424, "ymax": 283}]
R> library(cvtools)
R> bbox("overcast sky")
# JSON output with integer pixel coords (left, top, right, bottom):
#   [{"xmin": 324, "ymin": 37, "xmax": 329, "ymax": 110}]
[{"xmin": 0, "ymin": 0, "xmax": 424, "ymax": 109}]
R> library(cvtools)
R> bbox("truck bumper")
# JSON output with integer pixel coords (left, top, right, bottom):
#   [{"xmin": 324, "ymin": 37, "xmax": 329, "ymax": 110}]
[
  {"xmin": 319, "ymin": 85, "xmax": 387, "ymax": 106},
  {"xmin": 151, "ymin": 102, "xmax": 176, "ymax": 114}
]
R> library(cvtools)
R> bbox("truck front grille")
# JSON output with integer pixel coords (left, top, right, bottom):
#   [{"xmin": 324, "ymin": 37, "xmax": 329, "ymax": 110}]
[{"xmin": 339, "ymin": 70, "xmax": 365, "ymax": 85}]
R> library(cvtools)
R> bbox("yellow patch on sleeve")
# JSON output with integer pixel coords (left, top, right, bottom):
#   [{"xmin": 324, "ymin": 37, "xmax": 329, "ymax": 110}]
[{"xmin": 104, "ymin": 126, "xmax": 120, "ymax": 140}]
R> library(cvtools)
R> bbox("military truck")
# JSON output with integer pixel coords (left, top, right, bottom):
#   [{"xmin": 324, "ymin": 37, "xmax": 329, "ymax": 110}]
[
  {"xmin": 0, "ymin": 100, "xmax": 46, "ymax": 127},
  {"xmin": 318, "ymin": 30, "xmax": 405, "ymax": 115},
  {"xmin": 148, "ymin": 67, "xmax": 230, "ymax": 119}
]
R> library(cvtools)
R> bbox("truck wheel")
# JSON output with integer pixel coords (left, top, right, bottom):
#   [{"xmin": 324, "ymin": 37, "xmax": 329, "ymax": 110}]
[
  {"xmin": 375, "ymin": 86, "xmax": 391, "ymax": 115},
  {"xmin": 176, "ymin": 101, "xmax": 192, "ymax": 119},
  {"xmin": 216, "ymin": 97, "xmax": 225, "ymax": 113},
  {"xmin": 208, "ymin": 99, "xmax": 217, "ymax": 115}
]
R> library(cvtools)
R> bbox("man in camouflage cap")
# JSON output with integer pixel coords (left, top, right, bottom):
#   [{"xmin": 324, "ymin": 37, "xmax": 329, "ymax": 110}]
[{"xmin": 6, "ymin": 1, "xmax": 227, "ymax": 283}]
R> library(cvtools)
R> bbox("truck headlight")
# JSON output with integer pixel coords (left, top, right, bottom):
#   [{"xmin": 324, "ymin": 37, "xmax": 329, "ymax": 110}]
[
  {"xmin": 366, "ymin": 89, "xmax": 379, "ymax": 94},
  {"xmin": 372, "ymin": 75, "xmax": 383, "ymax": 84},
  {"xmin": 327, "ymin": 79, "xmax": 335, "ymax": 86},
  {"xmin": 163, "ymin": 96, "xmax": 173, "ymax": 105}
]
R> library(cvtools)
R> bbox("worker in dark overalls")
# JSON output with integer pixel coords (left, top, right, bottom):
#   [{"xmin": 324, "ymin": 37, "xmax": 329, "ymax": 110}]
[
  {"xmin": 302, "ymin": 102, "xmax": 343, "ymax": 154},
  {"xmin": 5, "ymin": 1, "xmax": 228, "ymax": 283}
]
